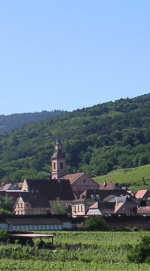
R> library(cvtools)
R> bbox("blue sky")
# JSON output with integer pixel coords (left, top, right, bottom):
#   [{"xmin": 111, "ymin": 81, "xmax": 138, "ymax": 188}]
[{"xmin": 1, "ymin": 0, "xmax": 149, "ymax": 115}]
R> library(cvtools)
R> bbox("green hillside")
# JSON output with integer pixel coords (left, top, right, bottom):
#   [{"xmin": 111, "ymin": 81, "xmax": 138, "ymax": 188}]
[
  {"xmin": 0, "ymin": 110, "xmax": 67, "ymax": 134},
  {"xmin": 1, "ymin": 93, "xmax": 150, "ymax": 190},
  {"xmin": 94, "ymin": 164, "xmax": 150, "ymax": 193}
]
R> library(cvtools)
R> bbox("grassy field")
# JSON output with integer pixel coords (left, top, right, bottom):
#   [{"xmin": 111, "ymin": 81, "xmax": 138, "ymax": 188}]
[
  {"xmin": 94, "ymin": 164, "xmax": 150, "ymax": 193},
  {"xmin": 0, "ymin": 231, "xmax": 150, "ymax": 270},
  {"xmin": 52, "ymin": 231, "xmax": 148, "ymax": 246},
  {"xmin": 0, "ymin": 258, "xmax": 149, "ymax": 271}
]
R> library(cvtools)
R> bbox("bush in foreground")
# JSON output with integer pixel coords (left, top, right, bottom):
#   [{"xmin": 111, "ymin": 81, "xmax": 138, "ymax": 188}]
[
  {"xmin": 0, "ymin": 230, "xmax": 8, "ymax": 242},
  {"xmin": 128, "ymin": 236, "xmax": 150, "ymax": 263},
  {"xmin": 83, "ymin": 216, "xmax": 108, "ymax": 231}
]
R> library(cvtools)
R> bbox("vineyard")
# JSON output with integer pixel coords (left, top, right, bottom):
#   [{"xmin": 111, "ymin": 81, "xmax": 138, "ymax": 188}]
[
  {"xmin": 0, "ymin": 231, "xmax": 150, "ymax": 270},
  {"xmin": 94, "ymin": 164, "xmax": 150, "ymax": 193}
]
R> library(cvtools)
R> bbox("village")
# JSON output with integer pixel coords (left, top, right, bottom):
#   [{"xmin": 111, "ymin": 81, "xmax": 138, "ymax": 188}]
[{"xmin": 0, "ymin": 138, "xmax": 150, "ymax": 232}]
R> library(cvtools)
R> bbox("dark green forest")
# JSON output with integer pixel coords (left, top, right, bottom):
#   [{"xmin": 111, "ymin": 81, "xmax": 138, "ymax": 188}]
[
  {"xmin": 1, "ymin": 93, "xmax": 150, "ymax": 183},
  {"xmin": 0, "ymin": 110, "xmax": 67, "ymax": 134}
]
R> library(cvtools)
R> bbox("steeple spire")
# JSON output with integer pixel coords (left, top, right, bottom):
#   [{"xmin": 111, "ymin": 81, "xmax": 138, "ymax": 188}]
[{"xmin": 56, "ymin": 137, "xmax": 61, "ymax": 144}]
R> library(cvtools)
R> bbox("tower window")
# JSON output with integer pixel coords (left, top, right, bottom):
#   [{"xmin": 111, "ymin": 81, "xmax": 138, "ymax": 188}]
[
  {"xmin": 54, "ymin": 162, "xmax": 56, "ymax": 169},
  {"xmin": 60, "ymin": 162, "xmax": 63, "ymax": 169}
]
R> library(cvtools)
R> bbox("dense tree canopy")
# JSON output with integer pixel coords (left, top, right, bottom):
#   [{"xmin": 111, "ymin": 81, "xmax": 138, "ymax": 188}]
[
  {"xmin": 1, "ymin": 93, "xmax": 150, "ymax": 183},
  {"xmin": 0, "ymin": 196, "xmax": 13, "ymax": 214}
]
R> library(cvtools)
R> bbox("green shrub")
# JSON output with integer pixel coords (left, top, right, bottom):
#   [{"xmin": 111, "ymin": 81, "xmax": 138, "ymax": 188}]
[
  {"xmin": 132, "ymin": 227, "xmax": 139, "ymax": 232},
  {"xmin": 128, "ymin": 236, "xmax": 150, "ymax": 263},
  {"xmin": 83, "ymin": 216, "xmax": 108, "ymax": 231},
  {"xmin": 0, "ymin": 230, "xmax": 8, "ymax": 242}
]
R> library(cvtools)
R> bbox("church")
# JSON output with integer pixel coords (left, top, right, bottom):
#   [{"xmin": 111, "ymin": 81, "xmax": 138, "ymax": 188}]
[
  {"xmin": 51, "ymin": 137, "xmax": 99, "ymax": 195},
  {"xmin": 1, "ymin": 138, "xmax": 138, "ymax": 217},
  {"xmin": 6, "ymin": 138, "xmax": 100, "ymax": 215}
]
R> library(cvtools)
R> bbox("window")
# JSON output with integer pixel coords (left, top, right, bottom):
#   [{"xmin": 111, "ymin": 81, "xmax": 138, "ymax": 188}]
[
  {"xmin": 42, "ymin": 225, "xmax": 45, "ymax": 230},
  {"xmin": 54, "ymin": 162, "xmax": 56, "ymax": 169},
  {"xmin": 38, "ymin": 225, "xmax": 41, "ymax": 230},
  {"xmin": 46, "ymin": 225, "xmax": 49, "ymax": 230},
  {"xmin": 60, "ymin": 162, "xmax": 63, "ymax": 169}
]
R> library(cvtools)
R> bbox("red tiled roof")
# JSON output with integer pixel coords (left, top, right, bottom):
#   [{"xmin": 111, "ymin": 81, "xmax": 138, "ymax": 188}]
[
  {"xmin": 1, "ymin": 184, "xmax": 12, "ymax": 191},
  {"xmin": 77, "ymin": 189, "xmax": 132, "ymax": 201},
  {"xmin": 89, "ymin": 202, "xmax": 99, "ymax": 209},
  {"xmin": 135, "ymin": 190, "xmax": 149, "ymax": 199},
  {"xmin": 86, "ymin": 203, "xmax": 102, "ymax": 216},
  {"xmin": 87, "ymin": 201, "xmax": 116, "ymax": 214},
  {"xmin": 62, "ymin": 173, "xmax": 85, "ymax": 184},
  {"xmin": 114, "ymin": 202, "xmax": 124, "ymax": 213},
  {"xmin": 137, "ymin": 206, "xmax": 150, "ymax": 214},
  {"xmin": 99, "ymin": 182, "xmax": 118, "ymax": 190}
]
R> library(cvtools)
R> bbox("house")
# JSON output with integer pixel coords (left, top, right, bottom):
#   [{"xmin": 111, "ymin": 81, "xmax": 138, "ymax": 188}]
[
  {"xmin": 86, "ymin": 202, "xmax": 101, "ymax": 216},
  {"xmin": 99, "ymin": 182, "xmax": 120, "ymax": 190},
  {"xmin": 62, "ymin": 173, "xmax": 99, "ymax": 194},
  {"xmin": 14, "ymin": 182, "xmax": 23, "ymax": 190},
  {"xmin": 146, "ymin": 198, "xmax": 150, "ymax": 206},
  {"xmin": 22, "ymin": 178, "xmax": 75, "ymax": 202},
  {"xmin": 137, "ymin": 206, "xmax": 150, "ymax": 216},
  {"xmin": 77, "ymin": 189, "xmax": 133, "ymax": 202},
  {"xmin": 135, "ymin": 189, "xmax": 150, "ymax": 200},
  {"xmin": 21, "ymin": 178, "xmax": 75, "ymax": 214},
  {"xmin": 71, "ymin": 189, "xmax": 137, "ymax": 217},
  {"xmin": 72, "ymin": 200, "xmax": 88, "ymax": 217},
  {"xmin": 86, "ymin": 202, "xmax": 115, "ymax": 216},
  {"xmin": 51, "ymin": 138, "xmax": 99, "ymax": 194},
  {"xmin": 0, "ymin": 214, "xmax": 73, "ymax": 231},
  {"xmin": 0, "ymin": 190, "xmax": 26, "ymax": 207},
  {"xmin": 85, "ymin": 197, "xmax": 137, "ymax": 217},
  {"xmin": 0, "ymin": 183, "xmax": 15, "ymax": 191},
  {"xmin": 0, "ymin": 182, "xmax": 23, "ymax": 191},
  {"xmin": 14, "ymin": 192, "xmax": 51, "ymax": 215},
  {"xmin": 114, "ymin": 197, "xmax": 137, "ymax": 215}
]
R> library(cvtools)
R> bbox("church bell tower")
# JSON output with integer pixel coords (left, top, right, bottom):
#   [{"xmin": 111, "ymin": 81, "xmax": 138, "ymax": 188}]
[{"xmin": 51, "ymin": 137, "xmax": 67, "ymax": 179}]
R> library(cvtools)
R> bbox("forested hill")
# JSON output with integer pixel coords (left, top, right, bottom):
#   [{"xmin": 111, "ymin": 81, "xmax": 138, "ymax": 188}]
[
  {"xmin": 0, "ymin": 110, "xmax": 67, "ymax": 134},
  {"xmin": 1, "ymin": 93, "xmax": 150, "ymax": 184}
]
